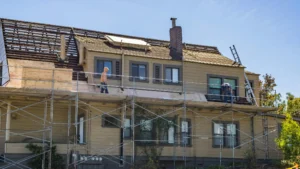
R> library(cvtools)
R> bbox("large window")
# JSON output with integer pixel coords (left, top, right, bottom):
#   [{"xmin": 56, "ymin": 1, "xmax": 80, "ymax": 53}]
[
  {"xmin": 208, "ymin": 76, "xmax": 238, "ymax": 101},
  {"xmin": 130, "ymin": 61, "xmax": 148, "ymax": 82},
  {"xmin": 164, "ymin": 65, "xmax": 181, "ymax": 84},
  {"xmin": 138, "ymin": 119, "xmax": 154, "ymax": 144},
  {"xmin": 94, "ymin": 57, "xmax": 121, "ymax": 78},
  {"xmin": 77, "ymin": 115, "xmax": 85, "ymax": 144},
  {"xmin": 159, "ymin": 120, "xmax": 176, "ymax": 145},
  {"xmin": 96, "ymin": 60, "xmax": 112, "ymax": 76},
  {"xmin": 181, "ymin": 119, "xmax": 191, "ymax": 146},
  {"xmin": 213, "ymin": 122, "xmax": 239, "ymax": 148}
]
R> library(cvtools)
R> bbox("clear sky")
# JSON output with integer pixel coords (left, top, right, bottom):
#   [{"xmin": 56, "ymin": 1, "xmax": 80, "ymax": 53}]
[{"xmin": 1, "ymin": 0, "xmax": 299, "ymax": 98}]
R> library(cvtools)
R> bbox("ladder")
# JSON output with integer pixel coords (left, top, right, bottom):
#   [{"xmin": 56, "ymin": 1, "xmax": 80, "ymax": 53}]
[{"xmin": 230, "ymin": 45, "xmax": 258, "ymax": 106}]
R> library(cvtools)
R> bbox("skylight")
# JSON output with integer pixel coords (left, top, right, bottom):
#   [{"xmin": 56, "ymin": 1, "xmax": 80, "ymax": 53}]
[{"xmin": 105, "ymin": 35, "xmax": 151, "ymax": 50}]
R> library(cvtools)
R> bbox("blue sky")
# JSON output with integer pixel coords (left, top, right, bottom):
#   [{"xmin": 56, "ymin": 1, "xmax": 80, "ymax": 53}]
[{"xmin": 1, "ymin": 0, "xmax": 299, "ymax": 98}]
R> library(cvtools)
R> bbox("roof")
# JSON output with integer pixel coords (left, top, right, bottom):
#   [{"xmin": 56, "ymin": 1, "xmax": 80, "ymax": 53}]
[
  {"xmin": 76, "ymin": 36, "xmax": 242, "ymax": 67},
  {"xmin": 245, "ymin": 70, "xmax": 260, "ymax": 76}
]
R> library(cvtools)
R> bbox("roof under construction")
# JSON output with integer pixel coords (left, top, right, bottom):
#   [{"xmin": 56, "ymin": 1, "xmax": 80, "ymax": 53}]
[{"xmin": 0, "ymin": 18, "xmax": 252, "ymax": 83}]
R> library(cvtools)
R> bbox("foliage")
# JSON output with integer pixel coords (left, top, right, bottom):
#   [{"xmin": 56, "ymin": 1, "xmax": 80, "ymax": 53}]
[
  {"xmin": 133, "ymin": 103, "xmax": 177, "ymax": 169},
  {"xmin": 26, "ymin": 142, "xmax": 64, "ymax": 169},
  {"xmin": 259, "ymin": 74, "xmax": 284, "ymax": 114},
  {"xmin": 276, "ymin": 113, "xmax": 300, "ymax": 164},
  {"xmin": 243, "ymin": 148, "xmax": 257, "ymax": 169},
  {"xmin": 286, "ymin": 93, "xmax": 300, "ymax": 117}
]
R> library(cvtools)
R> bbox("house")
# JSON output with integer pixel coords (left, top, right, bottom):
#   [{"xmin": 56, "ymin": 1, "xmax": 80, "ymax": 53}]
[{"xmin": 0, "ymin": 18, "xmax": 287, "ymax": 169}]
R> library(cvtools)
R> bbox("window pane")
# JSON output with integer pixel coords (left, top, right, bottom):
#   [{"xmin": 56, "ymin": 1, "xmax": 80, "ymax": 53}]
[
  {"xmin": 168, "ymin": 127, "xmax": 175, "ymax": 144},
  {"xmin": 141, "ymin": 120, "xmax": 152, "ymax": 131},
  {"xmin": 139, "ymin": 65, "xmax": 146, "ymax": 80},
  {"xmin": 224, "ymin": 79, "xmax": 236, "ymax": 89},
  {"xmin": 226, "ymin": 136, "xmax": 236, "ymax": 148},
  {"xmin": 181, "ymin": 121, "xmax": 188, "ymax": 132},
  {"xmin": 172, "ymin": 68, "xmax": 179, "ymax": 83},
  {"xmin": 124, "ymin": 119, "xmax": 131, "ymax": 138},
  {"xmin": 79, "ymin": 117, "xmax": 84, "ymax": 144},
  {"xmin": 226, "ymin": 124, "xmax": 236, "ymax": 135},
  {"xmin": 103, "ymin": 116, "xmax": 119, "ymax": 127},
  {"xmin": 132, "ymin": 64, "xmax": 139, "ymax": 78},
  {"xmin": 214, "ymin": 123, "xmax": 224, "ymax": 134},
  {"xmin": 104, "ymin": 61, "xmax": 112, "ymax": 76},
  {"xmin": 213, "ymin": 135, "xmax": 224, "ymax": 146},
  {"xmin": 209, "ymin": 78, "xmax": 221, "ymax": 89},
  {"xmin": 181, "ymin": 132, "xmax": 189, "ymax": 144},
  {"xmin": 97, "ymin": 60, "xmax": 104, "ymax": 73},
  {"xmin": 209, "ymin": 88, "xmax": 221, "ymax": 100},
  {"xmin": 165, "ymin": 68, "xmax": 172, "ymax": 82}
]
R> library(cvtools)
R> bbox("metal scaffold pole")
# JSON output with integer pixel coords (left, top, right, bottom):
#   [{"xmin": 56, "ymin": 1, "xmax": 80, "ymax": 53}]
[
  {"xmin": 74, "ymin": 71, "xmax": 79, "ymax": 169},
  {"xmin": 48, "ymin": 69, "xmax": 55, "ymax": 169},
  {"xmin": 131, "ymin": 78, "xmax": 136, "ymax": 165},
  {"xmin": 183, "ymin": 80, "xmax": 187, "ymax": 168},
  {"xmin": 66, "ymin": 100, "xmax": 71, "ymax": 169},
  {"xmin": 42, "ymin": 100, "xmax": 47, "ymax": 169}
]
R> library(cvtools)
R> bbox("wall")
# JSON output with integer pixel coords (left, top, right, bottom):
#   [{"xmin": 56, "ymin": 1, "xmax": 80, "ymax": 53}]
[
  {"xmin": 6, "ymin": 59, "xmax": 73, "ymax": 90},
  {"xmin": 84, "ymin": 51, "xmax": 249, "ymax": 96}
]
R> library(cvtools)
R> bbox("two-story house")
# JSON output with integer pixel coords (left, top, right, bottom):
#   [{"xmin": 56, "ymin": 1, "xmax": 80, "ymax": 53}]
[{"xmin": 0, "ymin": 18, "xmax": 291, "ymax": 169}]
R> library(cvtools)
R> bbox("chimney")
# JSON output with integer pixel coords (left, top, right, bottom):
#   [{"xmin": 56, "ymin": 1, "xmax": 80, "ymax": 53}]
[{"xmin": 169, "ymin": 18, "xmax": 183, "ymax": 60}]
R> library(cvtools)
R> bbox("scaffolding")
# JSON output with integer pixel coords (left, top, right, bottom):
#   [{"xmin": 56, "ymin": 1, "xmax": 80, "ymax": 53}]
[{"xmin": 0, "ymin": 63, "xmax": 283, "ymax": 169}]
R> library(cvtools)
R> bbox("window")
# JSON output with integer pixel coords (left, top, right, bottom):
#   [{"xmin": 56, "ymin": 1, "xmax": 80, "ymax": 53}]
[
  {"xmin": 124, "ymin": 118, "xmax": 131, "ymax": 139},
  {"xmin": 136, "ymin": 119, "xmax": 154, "ymax": 144},
  {"xmin": 213, "ymin": 122, "xmax": 239, "ymax": 148},
  {"xmin": 159, "ymin": 120, "xmax": 176, "ymax": 144},
  {"xmin": 181, "ymin": 119, "xmax": 191, "ymax": 146},
  {"xmin": 102, "ymin": 115, "xmax": 121, "ymax": 128},
  {"xmin": 130, "ymin": 61, "xmax": 148, "ymax": 82},
  {"xmin": 164, "ymin": 65, "xmax": 181, "ymax": 84},
  {"xmin": 77, "ymin": 115, "xmax": 85, "ymax": 144},
  {"xmin": 96, "ymin": 60, "xmax": 112, "ymax": 76},
  {"xmin": 208, "ymin": 76, "xmax": 238, "ymax": 101},
  {"xmin": 94, "ymin": 57, "xmax": 121, "ymax": 78},
  {"xmin": 153, "ymin": 63, "xmax": 162, "ymax": 83}
]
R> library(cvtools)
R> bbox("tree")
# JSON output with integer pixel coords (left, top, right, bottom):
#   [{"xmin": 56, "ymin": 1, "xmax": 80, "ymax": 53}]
[
  {"xmin": 259, "ymin": 74, "xmax": 285, "ymax": 114},
  {"xmin": 276, "ymin": 113, "xmax": 300, "ymax": 164},
  {"xmin": 286, "ymin": 93, "xmax": 300, "ymax": 117}
]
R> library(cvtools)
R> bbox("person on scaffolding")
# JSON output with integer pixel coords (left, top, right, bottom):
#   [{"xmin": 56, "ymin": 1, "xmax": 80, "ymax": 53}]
[
  {"xmin": 100, "ymin": 67, "xmax": 109, "ymax": 94},
  {"xmin": 221, "ymin": 82, "xmax": 233, "ymax": 103}
]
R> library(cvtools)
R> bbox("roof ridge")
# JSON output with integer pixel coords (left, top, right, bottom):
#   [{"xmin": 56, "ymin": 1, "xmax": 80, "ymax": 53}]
[{"xmin": 0, "ymin": 17, "xmax": 220, "ymax": 54}]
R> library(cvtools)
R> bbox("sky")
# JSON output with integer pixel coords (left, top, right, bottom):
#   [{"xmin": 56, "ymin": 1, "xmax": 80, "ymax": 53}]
[{"xmin": 1, "ymin": 0, "xmax": 299, "ymax": 98}]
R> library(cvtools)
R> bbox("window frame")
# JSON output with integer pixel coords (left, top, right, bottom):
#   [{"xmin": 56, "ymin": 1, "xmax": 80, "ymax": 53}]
[
  {"xmin": 77, "ymin": 114, "xmax": 86, "ymax": 144},
  {"xmin": 207, "ymin": 74, "xmax": 239, "ymax": 102},
  {"xmin": 129, "ymin": 61, "xmax": 149, "ymax": 83},
  {"xmin": 158, "ymin": 117, "xmax": 177, "ymax": 146},
  {"xmin": 94, "ymin": 57, "xmax": 122, "ymax": 79},
  {"xmin": 163, "ymin": 65, "xmax": 182, "ymax": 85},
  {"xmin": 135, "ymin": 117, "xmax": 156, "ymax": 145},
  {"xmin": 212, "ymin": 121, "xmax": 240, "ymax": 148},
  {"xmin": 180, "ymin": 118, "xmax": 192, "ymax": 147},
  {"xmin": 102, "ymin": 115, "xmax": 121, "ymax": 128},
  {"xmin": 153, "ymin": 63, "xmax": 162, "ymax": 84}
]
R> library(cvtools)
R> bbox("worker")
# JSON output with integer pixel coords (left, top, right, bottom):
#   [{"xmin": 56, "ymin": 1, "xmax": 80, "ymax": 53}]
[
  {"xmin": 221, "ymin": 83, "xmax": 233, "ymax": 103},
  {"xmin": 100, "ymin": 67, "xmax": 109, "ymax": 94}
]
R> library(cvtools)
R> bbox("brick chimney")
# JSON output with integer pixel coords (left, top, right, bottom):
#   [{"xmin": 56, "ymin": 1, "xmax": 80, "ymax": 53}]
[{"xmin": 169, "ymin": 18, "xmax": 183, "ymax": 60}]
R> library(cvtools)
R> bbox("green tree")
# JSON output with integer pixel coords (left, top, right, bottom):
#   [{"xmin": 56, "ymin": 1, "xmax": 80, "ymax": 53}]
[
  {"xmin": 276, "ymin": 113, "xmax": 300, "ymax": 163},
  {"xmin": 259, "ymin": 74, "xmax": 284, "ymax": 114},
  {"xmin": 286, "ymin": 93, "xmax": 300, "ymax": 117}
]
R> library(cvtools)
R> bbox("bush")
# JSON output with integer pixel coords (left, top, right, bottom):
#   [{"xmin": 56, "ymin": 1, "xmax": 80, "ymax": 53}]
[{"xmin": 26, "ymin": 142, "xmax": 64, "ymax": 169}]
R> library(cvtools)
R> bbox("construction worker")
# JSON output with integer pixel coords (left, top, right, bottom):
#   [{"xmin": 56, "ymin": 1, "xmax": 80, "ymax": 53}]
[
  {"xmin": 100, "ymin": 67, "xmax": 109, "ymax": 94},
  {"xmin": 221, "ymin": 83, "xmax": 233, "ymax": 103}
]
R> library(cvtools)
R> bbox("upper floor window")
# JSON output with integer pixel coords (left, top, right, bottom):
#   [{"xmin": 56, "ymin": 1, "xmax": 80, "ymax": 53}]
[
  {"xmin": 164, "ymin": 65, "xmax": 181, "ymax": 85},
  {"xmin": 94, "ymin": 57, "xmax": 121, "ymax": 78},
  {"xmin": 130, "ymin": 61, "xmax": 148, "ymax": 82},
  {"xmin": 208, "ymin": 76, "xmax": 238, "ymax": 101},
  {"xmin": 213, "ymin": 122, "xmax": 239, "ymax": 148}
]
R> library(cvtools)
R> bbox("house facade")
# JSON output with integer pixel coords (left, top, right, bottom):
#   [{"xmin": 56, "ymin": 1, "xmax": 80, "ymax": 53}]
[{"xmin": 0, "ymin": 18, "xmax": 285, "ymax": 169}]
